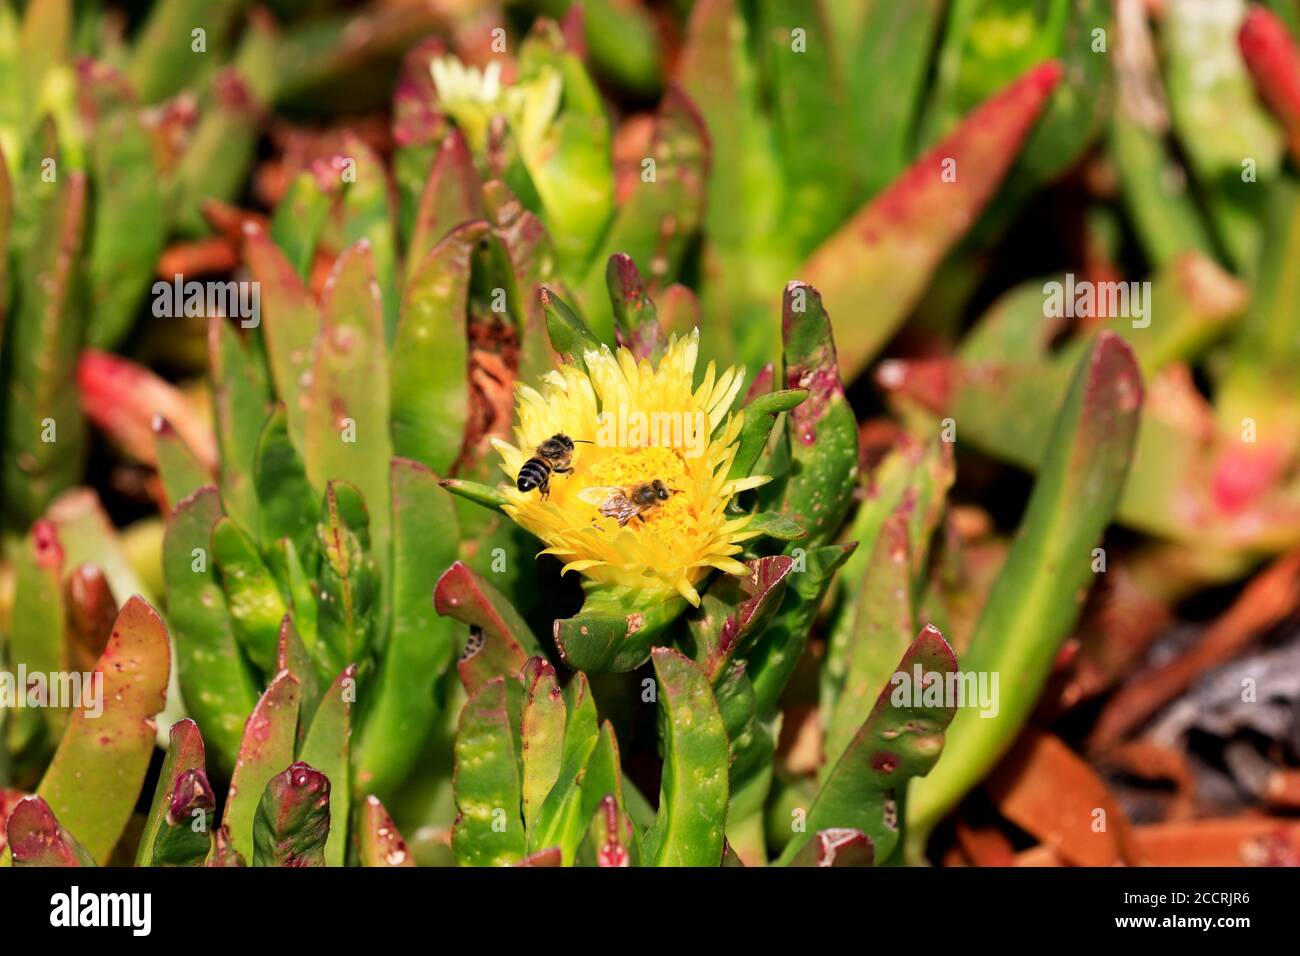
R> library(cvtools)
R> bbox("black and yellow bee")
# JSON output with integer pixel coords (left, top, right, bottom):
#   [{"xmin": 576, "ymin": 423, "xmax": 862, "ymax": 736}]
[{"xmin": 516, "ymin": 433, "xmax": 589, "ymax": 498}]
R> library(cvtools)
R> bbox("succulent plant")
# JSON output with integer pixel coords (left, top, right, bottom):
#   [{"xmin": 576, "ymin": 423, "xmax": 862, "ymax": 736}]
[{"xmin": 18, "ymin": 0, "xmax": 1300, "ymax": 875}]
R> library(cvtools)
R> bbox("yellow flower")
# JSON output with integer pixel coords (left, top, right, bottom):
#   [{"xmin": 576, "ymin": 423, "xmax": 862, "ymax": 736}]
[{"xmin": 493, "ymin": 330, "xmax": 770, "ymax": 606}]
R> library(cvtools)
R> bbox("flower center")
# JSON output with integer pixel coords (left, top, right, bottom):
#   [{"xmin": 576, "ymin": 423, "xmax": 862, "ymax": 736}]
[{"xmin": 573, "ymin": 445, "xmax": 695, "ymax": 535}]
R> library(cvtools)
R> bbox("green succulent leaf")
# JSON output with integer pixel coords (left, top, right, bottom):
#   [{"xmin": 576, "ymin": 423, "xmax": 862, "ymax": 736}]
[
  {"xmin": 242, "ymin": 222, "xmax": 321, "ymax": 452},
  {"xmin": 153, "ymin": 417, "xmax": 213, "ymax": 514},
  {"xmin": 136, "ymin": 718, "xmax": 207, "ymax": 866},
  {"xmin": 252, "ymin": 762, "xmax": 332, "ymax": 868},
  {"xmin": 163, "ymin": 489, "xmax": 264, "ymax": 773},
  {"xmin": 150, "ymin": 768, "xmax": 217, "ymax": 867},
  {"xmin": 305, "ymin": 241, "xmax": 394, "ymax": 588},
  {"xmin": 641, "ymin": 648, "xmax": 729, "ymax": 867},
  {"xmin": 777, "ymin": 625, "xmax": 959, "ymax": 866},
  {"xmin": 212, "ymin": 516, "xmax": 287, "ymax": 676},
  {"xmin": 354, "ymin": 459, "xmax": 460, "ymax": 799},
  {"xmin": 223, "ymin": 671, "xmax": 301, "ymax": 864},
  {"xmin": 452, "ymin": 676, "xmax": 526, "ymax": 866},
  {"xmin": 434, "ymin": 560, "xmax": 543, "ymax": 693},
  {"xmin": 391, "ymin": 220, "xmax": 483, "ymax": 475},
  {"xmin": 728, "ymin": 388, "xmax": 807, "ymax": 481},
  {"xmin": 299, "ymin": 665, "xmax": 355, "ymax": 867},
  {"xmin": 776, "ymin": 282, "xmax": 858, "ymax": 546},
  {"xmin": 36, "ymin": 596, "xmax": 170, "ymax": 865},
  {"xmin": 253, "ymin": 404, "xmax": 318, "ymax": 565},
  {"xmin": 688, "ymin": 555, "xmax": 795, "ymax": 683},
  {"xmin": 271, "ymin": 170, "xmax": 335, "ymax": 281},
  {"xmin": 554, "ymin": 584, "xmax": 690, "ymax": 673},
  {"xmin": 908, "ymin": 332, "xmax": 1143, "ymax": 848}
]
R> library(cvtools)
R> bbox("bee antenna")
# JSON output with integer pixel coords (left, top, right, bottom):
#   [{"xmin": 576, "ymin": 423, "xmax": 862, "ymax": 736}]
[{"xmin": 571, "ymin": 439, "xmax": 595, "ymax": 444}]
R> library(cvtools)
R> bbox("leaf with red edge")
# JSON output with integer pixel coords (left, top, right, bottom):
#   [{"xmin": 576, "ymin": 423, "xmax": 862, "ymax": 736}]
[
  {"xmin": 358, "ymin": 795, "xmax": 415, "ymax": 867},
  {"xmin": 36, "ymin": 596, "xmax": 171, "ymax": 864},
  {"xmin": 434, "ymin": 561, "xmax": 544, "ymax": 694},
  {"xmin": 6, "ymin": 797, "xmax": 95, "ymax": 867},
  {"xmin": 801, "ymin": 61, "xmax": 1063, "ymax": 380}
]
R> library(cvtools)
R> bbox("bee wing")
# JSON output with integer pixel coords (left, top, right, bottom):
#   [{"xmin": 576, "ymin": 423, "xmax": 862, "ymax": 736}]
[{"xmin": 576, "ymin": 485, "xmax": 626, "ymax": 506}]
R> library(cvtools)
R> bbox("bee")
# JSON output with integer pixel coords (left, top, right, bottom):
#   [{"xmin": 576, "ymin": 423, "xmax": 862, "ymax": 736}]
[
  {"xmin": 578, "ymin": 479, "xmax": 677, "ymax": 527},
  {"xmin": 516, "ymin": 434, "xmax": 590, "ymax": 498}
]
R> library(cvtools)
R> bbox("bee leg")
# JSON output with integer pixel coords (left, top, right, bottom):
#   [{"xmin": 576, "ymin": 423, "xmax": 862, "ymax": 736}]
[{"xmin": 554, "ymin": 466, "xmax": 574, "ymax": 475}]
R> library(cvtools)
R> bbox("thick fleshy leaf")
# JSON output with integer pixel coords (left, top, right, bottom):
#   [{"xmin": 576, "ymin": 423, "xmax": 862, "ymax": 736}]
[
  {"xmin": 314, "ymin": 481, "xmax": 379, "ymax": 680},
  {"xmin": 253, "ymin": 404, "xmax": 318, "ymax": 564},
  {"xmin": 242, "ymin": 222, "xmax": 320, "ymax": 451},
  {"xmin": 777, "ymin": 283, "xmax": 858, "ymax": 546},
  {"xmin": 7, "ymin": 797, "xmax": 95, "ymax": 867},
  {"xmin": 908, "ymin": 333, "xmax": 1143, "ymax": 847},
  {"xmin": 434, "ymin": 561, "xmax": 543, "ymax": 693},
  {"xmin": 64, "ymin": 563, "xmax": 116, "ymax": 675},
  {"xmin": 554, "ymin": 585, "xmax": 690, "ymax": 673},
  {"xmin": 777, "ymin": 626, "xmax": 958, "ymax": 865},
  {"xmin": 270, "ymin": 170, "xmax": 335, "ymax": 280},
  {"xmin": 641, "ymin": 649, "xmax": 729, "ymax": 866},
  {"xmin": 153, "ymin": 417, "xmax": 213, "ymax": 514},
  {"xmin": 338, "ymin": 134, "xmax": 399, "ymax": 339},
  {"xmin": 452, "ymin": 676, "xmax": 526, "ymax": 866},
  {"xmin": 126, "ymin": 0, "xmax": 243, "ymax": 103},
  {"xmin": 212, "ymin": 516, "xmax": 287, "ymax": 675},
  {"xmin": 822, "ymin": 512, "xmax": 914, "ymax": 778},
  {"xmin": 391, "ymin": 221, "xmax": 483, "ymax": 474},
  {"xmin": 845, "ymin": 0, "xmax": 945, "ymax": 196},
  {"xmin": 526, "ymin": 673, "xmax": 601, "ymax": 864},
  {"xmin": 759, "ymin": 0, "xmax": 854, "ymax": 250},
  {"xmin": 76, "ymin": 349, "xmax": 217, "ymax": 472},
  {"xmin": 746, "ymin": 543, "xmax": 857, "ymax": 717},
  {"xmin": 688, "ymin": 556, "xmax": 794, "ymax": 682},
  {"xmin": 576, "ymin": 793, "xmax": 638, "ymax": 867},
  {"xmin": 299, "ymin": 665, "xmax": 354, "ymax": 867},
  {"xmin": 275, "ymin": 615, "xmax": 321, "ymax": 745},
  {"xmin": 606, "ymin": 253, "xmax": 664, "ymax": 362},
  {"xmin": 8, "ymin": 520, "xmax": 67, "ymax": 745},
  {"xmin": 81, "ymin": 63, "xmax": 165, "ymax": 349},
  {"xmin": 542, "ymin": 284, "xmax": 604, "ymax": 371},
  {"xmin": 135, "ymin": 718, "xmax": 207, "ymax": 866},
  {"xmin": 1164, "ymin": 0, "xmax": 1281, "ymax": 273},
  {"xmin": 357, "ymin": 795, "xmax": 415, "ymax": 867},
  {"xmin": 802, "ymin": 62, "xmax": 1062, "ymax": 379},
  {"xmin": 223, "ymin": 671, "xmax": 301, "ymax": 864},
  {"xmin": 37, "ymin": 596, "xmax": 170, "ymax": 864},
  {"xmin": 2, "ymin": 170, "xmax": 85, "ymax": 523},
  {"xmin": 209, "ymin": 317, "xmax": 269, "ymax": 534},
  {"xmin": 150, "ymin": 768, "xmax": 216, "ymax": 867},
  {"xmin": 519, "ymin": 658, "xmax": 565, "ymax": 832},
  {"xmin": 304, "ymin": 241, "xmax": 393, "ymax": 583},
  {"xmin": 252, "ymin": 762, "xmax": 331, "ymax": 867},
  {"xmin": 406, "ymin": 129, "xmax": 483, "ymax": 279},
  {"xmin": 727, "ymin": 388, "xmax": 807, "ymax": 481},
  {"xmin": 355, "ymin": 460, "xmax": 461, "ymax": 798}
]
